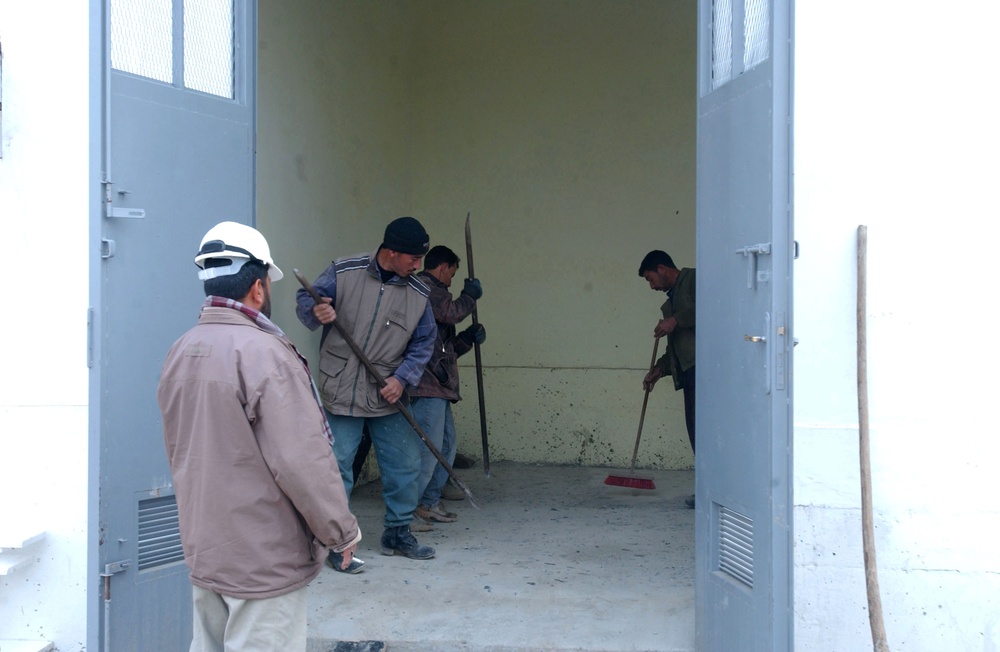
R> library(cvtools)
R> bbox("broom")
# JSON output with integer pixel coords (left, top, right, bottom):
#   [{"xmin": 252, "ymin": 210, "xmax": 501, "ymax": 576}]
[{"xmin": 604, "ymin": 337, "xmax": 660, "ymax": 490}]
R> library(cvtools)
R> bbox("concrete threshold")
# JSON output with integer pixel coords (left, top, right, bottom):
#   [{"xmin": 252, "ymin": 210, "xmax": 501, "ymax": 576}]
[{"xmin": 307, "ymin": 462, "xmax": 695, "ymax": 652}]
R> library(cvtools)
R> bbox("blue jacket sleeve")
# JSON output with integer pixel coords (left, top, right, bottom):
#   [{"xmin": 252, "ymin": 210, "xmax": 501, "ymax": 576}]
[
  {"xmin": 295, "ymin": 264, "xmax": 338, "ymax": 331},
  {"xmin": 392, "ymin": 301, "xmax": 437, "ymax": 388}
]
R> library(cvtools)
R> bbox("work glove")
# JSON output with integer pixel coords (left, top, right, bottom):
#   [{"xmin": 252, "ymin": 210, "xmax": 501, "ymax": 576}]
[
  {"xmin": 458, "ymin": 323, "xmax": 486, "ymax": 347},
  {"xmin": 461, "ymin": 277, "xmax": 483, "ymax": 300}
]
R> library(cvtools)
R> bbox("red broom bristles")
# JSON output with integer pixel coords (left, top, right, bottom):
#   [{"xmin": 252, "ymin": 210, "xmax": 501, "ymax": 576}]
[{"xmin": 603, "ymin": 474, "xmax": 656, "ymax": 490}]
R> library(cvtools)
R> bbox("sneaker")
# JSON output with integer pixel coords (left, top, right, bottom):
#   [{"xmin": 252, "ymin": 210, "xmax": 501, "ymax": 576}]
[
  {"xmin": 326, "ymin": 549, "xmax": 365, "ymax": 574},
  {"xmin": 685, "ymin": 494, "xmax": 696, "ymax": 509},
  {"xmin": 441, "ymin": 482, "xmax": 466, "ymax": 501},
  {"xmin": 380, "ymin": 525, "xmax": 435, "ymax": 560},
  {"xmin": 415, "ymin": 503, "xmax": 457, "ymax": 523}
]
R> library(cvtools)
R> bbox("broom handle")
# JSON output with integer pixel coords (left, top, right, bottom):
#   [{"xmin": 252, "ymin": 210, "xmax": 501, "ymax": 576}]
[
  {"xmin": 630, "ymin": 337, "xmax": 661, "ymax": 471},
  {"xmin": 857, "ymin": 226, "xmax": 889, "ymax": 651}
]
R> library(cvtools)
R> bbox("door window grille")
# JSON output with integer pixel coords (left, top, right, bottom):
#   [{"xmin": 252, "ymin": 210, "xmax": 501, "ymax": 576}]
[
  {"xmin": 744, "ymin": 0, "xmax": 770, "ymax": 71},
  {"xmin": 110, "ymin": 0, "xmax": 173, "ymax": 83},
  {"xmin": 110, "ymin": 0, "xmax": 235, "ymax": 99},
  {"xmin": 184, "ymin": 0, "xmax": 234, "ymax": 98}
]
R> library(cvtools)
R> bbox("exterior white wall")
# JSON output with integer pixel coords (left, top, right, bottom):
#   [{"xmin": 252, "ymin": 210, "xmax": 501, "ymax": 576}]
[
  {"xmin": 0, "ymin": 2, "xmax": 91, "ymax": 650},
  {"xmin": 794, "ymin": 3, "xmax": 1000, "ymax": 650}
]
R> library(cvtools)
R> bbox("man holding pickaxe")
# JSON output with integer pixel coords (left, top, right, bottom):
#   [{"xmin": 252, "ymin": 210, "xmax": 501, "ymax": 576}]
[
  {"xmin": 409, "ymin": 245, "xmax": 485, "ymax": 526},
  {"xmin": 295, "ymin": 217, "xmax": 438, "ymax": 566}
]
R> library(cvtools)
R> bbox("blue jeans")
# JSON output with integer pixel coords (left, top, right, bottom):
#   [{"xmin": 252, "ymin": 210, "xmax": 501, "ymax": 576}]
[
  {"xmin": 326, "ymin": 410, "xmax": 421, "ymax": 528},
  {"xmin": 410, "ymin": 397, "xmax": 456, "ymax": 508}
]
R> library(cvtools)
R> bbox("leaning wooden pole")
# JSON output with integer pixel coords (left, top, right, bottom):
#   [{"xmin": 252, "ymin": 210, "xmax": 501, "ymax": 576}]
[
  {"xmin": 857, "ymin": 225, "xmax": 890, "ymax": 652},
  {"xmin": 465, "ymin": 213, "xmax": 491, "ymax": 476}
]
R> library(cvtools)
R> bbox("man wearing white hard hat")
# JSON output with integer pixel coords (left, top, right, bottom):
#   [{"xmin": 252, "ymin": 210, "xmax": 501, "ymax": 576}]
[{"xmin": 158, "ymin": 221, "xmax": 360, "ymax": 652}]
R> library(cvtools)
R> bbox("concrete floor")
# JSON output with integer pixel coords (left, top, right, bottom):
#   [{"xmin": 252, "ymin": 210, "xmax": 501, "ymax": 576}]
[{"xmin": 306, "ymin": 462, "xmax": 695, "ymax": 652}]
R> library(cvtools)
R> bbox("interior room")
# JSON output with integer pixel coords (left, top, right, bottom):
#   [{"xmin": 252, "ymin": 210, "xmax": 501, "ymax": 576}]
[
  {"xmin": 256, "ymin": 2, "xmax": 698, "ymax": 649},
  {"xmin": 260, "ymin": 0, "xmax": 698, "ymax": 473}
]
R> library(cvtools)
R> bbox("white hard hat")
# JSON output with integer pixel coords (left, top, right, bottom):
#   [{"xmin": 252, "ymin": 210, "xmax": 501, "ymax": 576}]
[{"xmin": 194, "ymin": 221, "xmax": 284, "ymax": 282}]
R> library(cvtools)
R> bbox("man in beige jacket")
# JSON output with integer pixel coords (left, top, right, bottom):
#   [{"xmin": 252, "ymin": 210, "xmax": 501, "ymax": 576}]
[{"xmin": 158, "ymin": 221, "xmax": 360, "ymax": 652}]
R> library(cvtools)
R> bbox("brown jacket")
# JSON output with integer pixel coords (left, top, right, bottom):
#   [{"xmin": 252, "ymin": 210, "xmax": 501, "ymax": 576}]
[
  {"xmin": 158, "ymin": 306, "xmax": 359, "ymax": 599},
  {"xmin": 409, "ymin": 271, "xmax": 476, "ymax": 401}
]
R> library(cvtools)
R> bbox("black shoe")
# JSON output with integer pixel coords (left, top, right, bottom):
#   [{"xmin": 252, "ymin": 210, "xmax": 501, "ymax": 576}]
[
  {"xmin": 327, "ymin": 549, "xmax": 365, "ymax": 574},
  {"xmin": 380, "ymin": 525, "xmax": 435, "ymax": 560},
  {"xmin": 685, "ymin": 494, "xmax": 696, "ymax": 509}
]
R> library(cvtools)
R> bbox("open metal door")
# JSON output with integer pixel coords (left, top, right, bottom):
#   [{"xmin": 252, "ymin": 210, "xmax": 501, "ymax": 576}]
[
  {"xmin": 92, "ymin": 1, "xmax": 256, "ymax": 649},
  {"xmin": 694, "ymin": 1, "xmax": 793, "ymax": 650}
]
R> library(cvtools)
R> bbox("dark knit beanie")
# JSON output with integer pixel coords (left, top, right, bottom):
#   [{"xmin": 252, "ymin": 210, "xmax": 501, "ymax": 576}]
[{"xmin": 382, "ymin": 217, "xmax": 430, "ymax": 255}]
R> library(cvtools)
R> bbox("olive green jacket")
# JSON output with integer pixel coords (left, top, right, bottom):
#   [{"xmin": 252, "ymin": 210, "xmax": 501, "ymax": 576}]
[{"xmin": 655, "ymin": 267, "xmax": 695, "ymax": 391}]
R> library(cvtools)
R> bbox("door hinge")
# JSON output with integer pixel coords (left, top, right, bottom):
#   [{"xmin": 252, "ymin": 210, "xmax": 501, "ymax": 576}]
[
  {"xmin": 101, "ymin": 238, "xmax": 116, "ymax": 259},
  {"xmin": 102, "ymin": 178, "xmax": 146, "ymax": 219},
  {"xmin": 87, "ymin": 308, "xmax": 94, "ymax": 368},
  {"xmin": 101, "ymin": 559, "xmax": 131, "ymax": 578}
]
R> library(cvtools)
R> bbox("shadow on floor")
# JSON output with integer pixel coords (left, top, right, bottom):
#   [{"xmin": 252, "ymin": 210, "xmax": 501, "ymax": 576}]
[{"xmin": 307, "ymin": 462, "xmax": 695, "ymax": 652}]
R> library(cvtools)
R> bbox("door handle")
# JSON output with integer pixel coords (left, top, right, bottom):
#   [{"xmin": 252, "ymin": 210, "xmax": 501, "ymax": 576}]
[{"xmin": 743, "ymin": 312, "xmax": 771, "ymax": 394}]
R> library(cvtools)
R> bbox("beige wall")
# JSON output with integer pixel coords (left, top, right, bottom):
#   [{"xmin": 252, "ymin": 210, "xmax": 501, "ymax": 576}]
[
  {"xmin": 258, "ymin": 0, "xmax": 697, "ymax": 469},
  {"xmin": 258, "ymin": 0, "xmax": 415, "ymax": 349}
]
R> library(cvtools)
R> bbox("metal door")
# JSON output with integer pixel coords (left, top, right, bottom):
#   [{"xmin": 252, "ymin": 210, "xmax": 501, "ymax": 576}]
[
  {"xmin": 92, "ymin": 1, "xmax": 256, "ymax": 649},
  {"xmin": 694, "ymin": 1, "xmax": 793, "ymax": 650}
]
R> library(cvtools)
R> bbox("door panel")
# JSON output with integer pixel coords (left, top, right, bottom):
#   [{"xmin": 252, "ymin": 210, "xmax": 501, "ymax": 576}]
[
  {"xmin": 695, "ymin": 1, "xmax": 793, "ymax": 650},
  {"xmin": 96, "ymin": 1, "xmax": 256, "ymax": 649}
]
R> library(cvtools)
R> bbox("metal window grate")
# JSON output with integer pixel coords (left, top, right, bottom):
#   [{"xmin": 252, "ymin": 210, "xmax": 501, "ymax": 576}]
[
  {"xmin": 711, "ymin": 0, "xmax": 734, "ymax": 90},
  {"xmin": 718, "ymin": 506, "xmax": 754, "ymax": 588},
  {"xmin": 744, "ymin": 0, "xmax": 770, "ymax": 71},
  {"xmin": 110, "ymin": 0, "xmax": 173, "ymax": 82},
  {"xmin": 137, "ymin": 495, "xmax": 184, "ymax": 571},
  {"xmin": 184, "ymin": 0, "xmax": 235, "ymax": 98}
]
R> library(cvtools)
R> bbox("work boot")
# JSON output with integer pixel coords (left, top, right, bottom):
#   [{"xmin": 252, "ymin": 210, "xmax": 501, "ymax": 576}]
[
  {"xmin": 409, "ymin": 516, "xmax": 434, "ymax": 533},
  {"xmin": 415, "ymin": 503, "xmax": 458, "ymax": 523},
  {"xmin": 380, "ymin": 525, "xmax": 435, "ymax": 560},
  {"xmin": 441, "ymin": 482, "xmax": 466, "ymax": 501}
]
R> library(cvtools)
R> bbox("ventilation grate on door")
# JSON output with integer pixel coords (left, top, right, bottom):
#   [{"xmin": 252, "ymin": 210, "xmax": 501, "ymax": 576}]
[
  {"xmin": 718, "ymin": 506, "xmax": 754, "ymax": 588},
  {"xmin": 137, "ymin": 495, "xmax": 184, "ymax": 571}
]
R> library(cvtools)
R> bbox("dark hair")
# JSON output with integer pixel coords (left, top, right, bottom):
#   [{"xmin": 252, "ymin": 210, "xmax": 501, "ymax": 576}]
[
  {"xmin": 203, "ymin": 259, "xmax": 268, "ymax": 300},
  {"xmin": 424, "ymin": 245, "xmax": 460, "ymax": 271},
  {"xmin": 638, "ymin": 250, "xmax": 676, "ymax": 276}
]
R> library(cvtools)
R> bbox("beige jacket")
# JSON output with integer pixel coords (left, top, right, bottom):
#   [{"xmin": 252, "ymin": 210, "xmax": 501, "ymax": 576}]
[{"xmin": 158, "ymin": 306, "xmax": 359, "ymax": 599}]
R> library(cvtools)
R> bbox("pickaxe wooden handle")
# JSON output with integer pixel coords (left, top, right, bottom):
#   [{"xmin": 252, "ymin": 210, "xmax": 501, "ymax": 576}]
[
  {"xmin": 294, "ymin": 268, "xmax": 479, "ymax": 509},
  {"xmin": 465, "ymin": 213, "xmax": 491, "ymax": 476}
]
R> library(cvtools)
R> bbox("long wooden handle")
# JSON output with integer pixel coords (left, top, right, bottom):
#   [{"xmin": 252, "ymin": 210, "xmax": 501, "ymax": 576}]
[
  {"xmin": 629, "ymin": 337, "xmax": 661, "ymax": 471},
  {"xmin": 465, "ymin": 213, "xmax": 491, "ymax": 476},
  {"xmin": 857, "ymin": 227, "xmax": 889, "ymax": 651},
  {"xmin": 294, "ymin": 268, "xmax": 479, "ymax": 508}
]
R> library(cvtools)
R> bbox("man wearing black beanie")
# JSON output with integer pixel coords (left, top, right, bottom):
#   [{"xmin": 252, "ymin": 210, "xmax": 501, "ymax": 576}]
[{"xmin": 296, "ymin": 217, "xmax": 439, "ymax": 566}]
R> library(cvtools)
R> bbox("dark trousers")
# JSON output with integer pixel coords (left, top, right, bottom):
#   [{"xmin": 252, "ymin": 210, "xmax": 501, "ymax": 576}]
[{"xmin": 682, "ymin": 366, "xmax": 696, "ymax": 454}]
